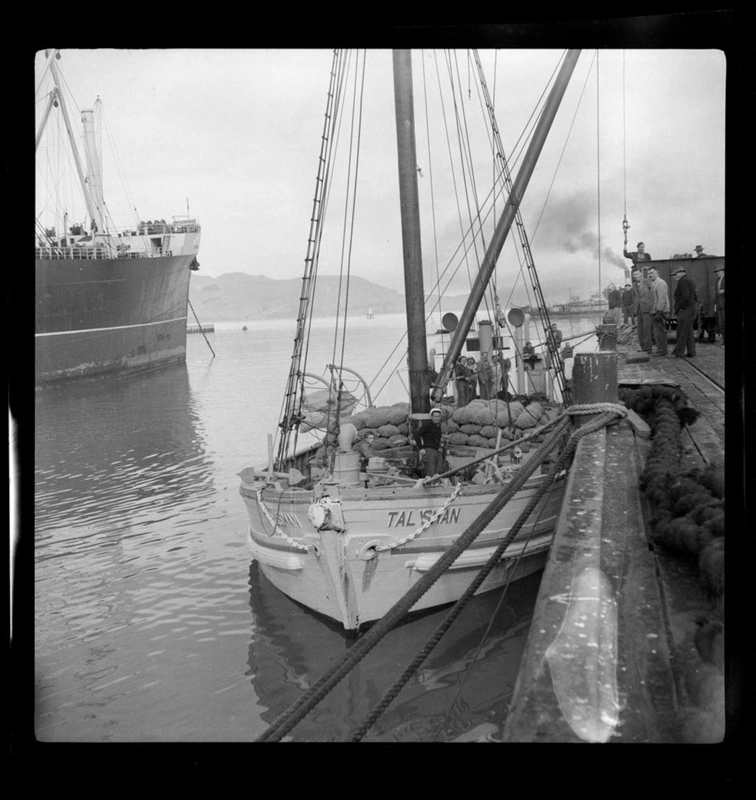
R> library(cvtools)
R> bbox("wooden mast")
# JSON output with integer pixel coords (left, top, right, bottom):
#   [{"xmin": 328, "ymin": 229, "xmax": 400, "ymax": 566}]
[
  {"xmin": 432, "ymin": 49, "xmax": 581, "ymax": 403},
  {"xmin": 392, "ymin": 50, "xmax": 430, "ymax": 417}
]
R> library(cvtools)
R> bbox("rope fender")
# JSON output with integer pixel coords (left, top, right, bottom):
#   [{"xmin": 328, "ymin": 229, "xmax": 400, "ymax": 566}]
[{"xmin": 257, "ymin": 408, "xmax": 623, "ymax": 742}]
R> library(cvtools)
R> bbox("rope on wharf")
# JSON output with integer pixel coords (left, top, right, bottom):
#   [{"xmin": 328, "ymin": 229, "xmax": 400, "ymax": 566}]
[
  {"xmin": 348, "ymin": 409, "xmax": 621, "ymax": 741},
  {"xmin": 256, "ymin": 415, "xmax": 572, "ymax": 743}
]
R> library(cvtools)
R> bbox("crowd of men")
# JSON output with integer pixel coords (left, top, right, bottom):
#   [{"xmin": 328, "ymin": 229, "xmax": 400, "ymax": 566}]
[{"xmin": 624, "ymin": 240, "xmax": 725, "ymax": 357}]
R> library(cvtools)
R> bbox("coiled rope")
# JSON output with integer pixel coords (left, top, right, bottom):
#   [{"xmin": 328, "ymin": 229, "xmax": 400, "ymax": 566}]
[
  {"xmin": 348, "ymin": 406, "xmax": 623, "ymax": 740},
  {"xmin": 257, "ymin": 407, "xmax": 625, "ymax": 742}
]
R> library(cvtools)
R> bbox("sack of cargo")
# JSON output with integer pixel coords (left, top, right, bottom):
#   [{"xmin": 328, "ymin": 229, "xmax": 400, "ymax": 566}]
[
  {"xmin": 377, "ymin": 424, "xmax": 400, "ymax": 438},
  {"xmin": 514, "ymin": 402, "xmax": 543, "ymax": 429},
  {"xmin": 447, "ymin": 432, "xmax": 469, "ymax": 446},
  {"xmin": 362, "ymin": 406, "xmax": 393, "ymax": 428},
  {"xmin": 387, "ymin": 406, "xmax": 409, "ymax": 426},
  {"xmin": 344, "ymin": 411, "xmax": 369, "ymax": 429},
  {"xmin": 460, "ymin": 423, "xmax": 481, "ymax": 435}
]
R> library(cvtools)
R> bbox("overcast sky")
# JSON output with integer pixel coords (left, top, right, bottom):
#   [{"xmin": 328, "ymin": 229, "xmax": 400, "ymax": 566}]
[{"xmin": 35, "ymin": 45, "xmax": 725, "ymax": 305}]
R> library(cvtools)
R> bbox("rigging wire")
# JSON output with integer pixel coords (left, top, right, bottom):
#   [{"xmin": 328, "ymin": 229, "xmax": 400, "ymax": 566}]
[
  {"xmin": 429, "ymin": 478, "xmax": 558, "ymax": 741},
  {"xmin": 367, "ymin": 52, "xmax": 571, "ymax": 404},
  {"xmin": 623, "ymin": 50, "xmax": 627, "ymax": 222},
  {"xmin": 502, "ymin": 51, "xmax": 598, "ymax": 313},
  {"xmin": 275, "ymin": 48, "xmax": 349, "ymax": 464},
  {"xmin": 420, "ymin": 51, "xmax": 444, "ymax": 332},
  {"xmin": 596, "ymin": 51, "xmax": 602, "ymax": 308},
  {"xmin": 330, "ymin": 50, "xmax": 367, "ymax": 392},
  {"xmin": 482, "ymin": 51, "xmax": 568, "ymax": 316},
  {"xmin": 432, "ymin": 50, "xmax": 477, "ymax": 292}
]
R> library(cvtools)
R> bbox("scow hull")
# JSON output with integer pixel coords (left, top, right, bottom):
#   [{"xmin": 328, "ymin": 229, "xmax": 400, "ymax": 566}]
[
  {"xmin": 240, "ymin": 474, "xmax": 563, "ymax": 630},
  {"xmin": 35, "ymin": 254, "xmax": 195, "ymax": 383}
]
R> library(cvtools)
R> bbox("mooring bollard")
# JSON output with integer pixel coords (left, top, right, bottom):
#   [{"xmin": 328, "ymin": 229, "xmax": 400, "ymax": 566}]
[{"xmin": 571, "ymin": 352, "xmax": 618, "ymax": 427}]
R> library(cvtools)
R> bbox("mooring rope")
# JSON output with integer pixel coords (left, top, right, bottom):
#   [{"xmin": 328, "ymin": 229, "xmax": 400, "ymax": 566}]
[
  {"xmin": 567, "ymin": 402, "xmax": 628, "ymax": 418},
  {"xmin": 258, "ymin": 416, "xmax": 570, "ymax": 742},
  {"xmin": 348, "ymin": 428, "xmax": 578, "ymax": 740},
  {"xmin": 258, "ymin": 407, "xmax": 626, "ymax": 742},
  {"xmin": 187, "ymin": 298, "xmax": 215, "ymax": 357},
  {"xmin": 348, "ymin": 407, "xmax": 622, "ymax": 741}
]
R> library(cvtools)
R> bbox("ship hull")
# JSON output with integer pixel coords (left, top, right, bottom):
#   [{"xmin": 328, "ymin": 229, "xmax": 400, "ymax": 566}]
[
  {"xmin": 35, "ymin": 254, "xmax": 195, "ymax": 383},
  {"xmin": 240, "ymin": 473, "xmax": 563, "ymax": 630}
]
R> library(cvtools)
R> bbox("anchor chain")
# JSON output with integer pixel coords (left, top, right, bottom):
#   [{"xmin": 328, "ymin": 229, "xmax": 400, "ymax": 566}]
[
  {"xmin": 375, "ymin": 484, "xmax": 463, "ymax": 552},
  {"xmin": 256, "ymin": 485, "xmax": 317, "ymax": 553}
]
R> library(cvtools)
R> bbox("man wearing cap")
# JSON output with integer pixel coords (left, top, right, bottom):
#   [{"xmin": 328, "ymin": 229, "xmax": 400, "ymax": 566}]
[
  {"xmin": 414, "ymin": 408, "xmax": 446, "ymax": 477},
  {"xmin": 632, "ymin": 268, "xmax": 653, "ymax": 353},
  {"xmin": 714, "ymin": 265, "xmax": 725, "ymax": 344},
  {"xmin": 647, "ymin": 266, "xmax": 669, "ymax": 356},
  {"xmin": 672, "ymin": 266, "xmax": 698, "ymax": 358},
  {"xmin": 624, "ymin": 240, "xmax": 652, "ymax": 264},
  {"xmin": 622, "ymin": 282, "xmax": 635, "ymax": 323},
  {"xmin": 694, "ymin": 245, "xmax": 713, "ymax": 258},
  {"xmin": 454, "ymin": 356, "xmax": 473, "ymax": 407}
]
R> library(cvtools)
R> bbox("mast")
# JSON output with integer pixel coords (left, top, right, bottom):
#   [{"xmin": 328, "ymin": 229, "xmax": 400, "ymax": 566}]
[
  {"xmin": 432, "ymin": 49, "xmax": 581, "ymax": 403},
  {"xmin": 81, "ymin": 105, "xmax": 105, "ymax": 233},
  {"xmin": 392, "ymin": 50, "xmax": 430, "ymax": 416},
  {"xmin": 48, "ymin": 53, "xmax": 102, "ymax": 232}
]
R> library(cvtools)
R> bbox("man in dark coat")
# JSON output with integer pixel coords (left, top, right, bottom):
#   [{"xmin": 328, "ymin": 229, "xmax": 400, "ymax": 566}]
[
  {"xmin": 414, "ymin": 408, "xmax": 446, "ymax": 478},
  {"xmin": 632, "ymin": 268, "xmax": 653, "ymax": 353},
  {"xmin": 622, "ymin": 283, "xmax": 635, "ymax": 323},
  {"xmin": 454, "ymin": 357, "xmax": 472, "ymax": 407},
  {"xmin": 714, "ymin": 265, "xmax": 725, "ymax": 344},
  {"xmin": 353, "ymin": 433, "xmax": 376, "ymax": 471},
  {"xmin": 672, "ymin": 266, "xmax": 698, "ymax": 358}
]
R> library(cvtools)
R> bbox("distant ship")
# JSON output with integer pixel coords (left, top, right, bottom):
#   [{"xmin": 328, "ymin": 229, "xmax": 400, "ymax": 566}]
[
  {"xmin": 547, "ymin": 296, "xmax": 605, "ymax": 316},
  {"xmin": 35, "ymin": 50, "xmax": 201, "ymax": 384}
]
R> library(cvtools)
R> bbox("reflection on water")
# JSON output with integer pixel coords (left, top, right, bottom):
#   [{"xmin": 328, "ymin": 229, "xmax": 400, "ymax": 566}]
[
  {"xmin": 33, "ymin": 316, "xmax": 598, "ymax": 742},
  {"xmin": 246, "ymin": 561, "xmax": 542, "ymax": 742}
]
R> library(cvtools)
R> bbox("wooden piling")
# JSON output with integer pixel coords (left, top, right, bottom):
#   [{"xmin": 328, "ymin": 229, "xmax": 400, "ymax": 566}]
[{"xmin": 571, "ymin": 352, "xmax": 618, "ymax": 425}]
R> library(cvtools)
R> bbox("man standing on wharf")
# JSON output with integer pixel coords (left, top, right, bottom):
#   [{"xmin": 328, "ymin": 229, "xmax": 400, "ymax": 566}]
[
  {"xmin": 671, "ymin": 266, "xmax": 698, "ymax": 358},
  {"xmin": 632, "ymin": 268, "xmax": 653, "ymax": 353},
  {"xmin": 714, "ymin": 265, "xmax": 725, "ymax": 344},
  {"xmin": 648, "ymin": 266, "xmax": 670, "ymax": 356},
  {"xmin": 414, "ymin": 408, "xmax": 445, "ymax": 478}
]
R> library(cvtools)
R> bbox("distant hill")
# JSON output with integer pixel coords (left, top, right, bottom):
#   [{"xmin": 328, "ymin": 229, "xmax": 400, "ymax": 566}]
[{"xmin": 188, "ymin": 272, "xmax": 471, "ymax": 322}]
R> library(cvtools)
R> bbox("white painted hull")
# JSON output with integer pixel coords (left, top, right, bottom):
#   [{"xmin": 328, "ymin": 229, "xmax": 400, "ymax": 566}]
[{"xmin": 240, "ymin": 474, "xmax": 563, "ymax": 630}]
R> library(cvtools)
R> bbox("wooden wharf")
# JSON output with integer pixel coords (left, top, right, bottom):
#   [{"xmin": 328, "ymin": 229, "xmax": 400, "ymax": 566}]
[
  {"xmin": 187, "ymin": 323, "xmax": 215, "ymax": 335},
  {"xmin": 503, "ymin": 336, "xmax": 727, "ymax": 744}
]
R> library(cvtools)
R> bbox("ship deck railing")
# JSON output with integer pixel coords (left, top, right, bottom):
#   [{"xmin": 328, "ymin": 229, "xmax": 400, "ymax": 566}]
[{"xmin": 35, "ymin": 246, "xmax": 177, "ymax": 260}]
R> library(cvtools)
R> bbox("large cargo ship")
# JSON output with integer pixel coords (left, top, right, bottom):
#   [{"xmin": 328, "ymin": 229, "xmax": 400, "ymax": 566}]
[{"xmin": 35, "ymin": 50, "xmax": 201, "ymax": 384}]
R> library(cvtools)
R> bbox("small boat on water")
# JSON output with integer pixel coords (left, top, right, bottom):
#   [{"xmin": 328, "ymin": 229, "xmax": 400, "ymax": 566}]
[
  {"xmin": 35, "ymin": 50, "xmax": 201, "ymax": 384},
  {"xmin": 239, "ymin": 49, "xmax": 581, "ymax": 631}
]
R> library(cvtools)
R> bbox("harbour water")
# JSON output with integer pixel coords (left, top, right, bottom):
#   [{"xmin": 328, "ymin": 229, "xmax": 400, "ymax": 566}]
[{"xmin": 32, "ymin": 313, "xmax": 601, "ymax": 743}]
